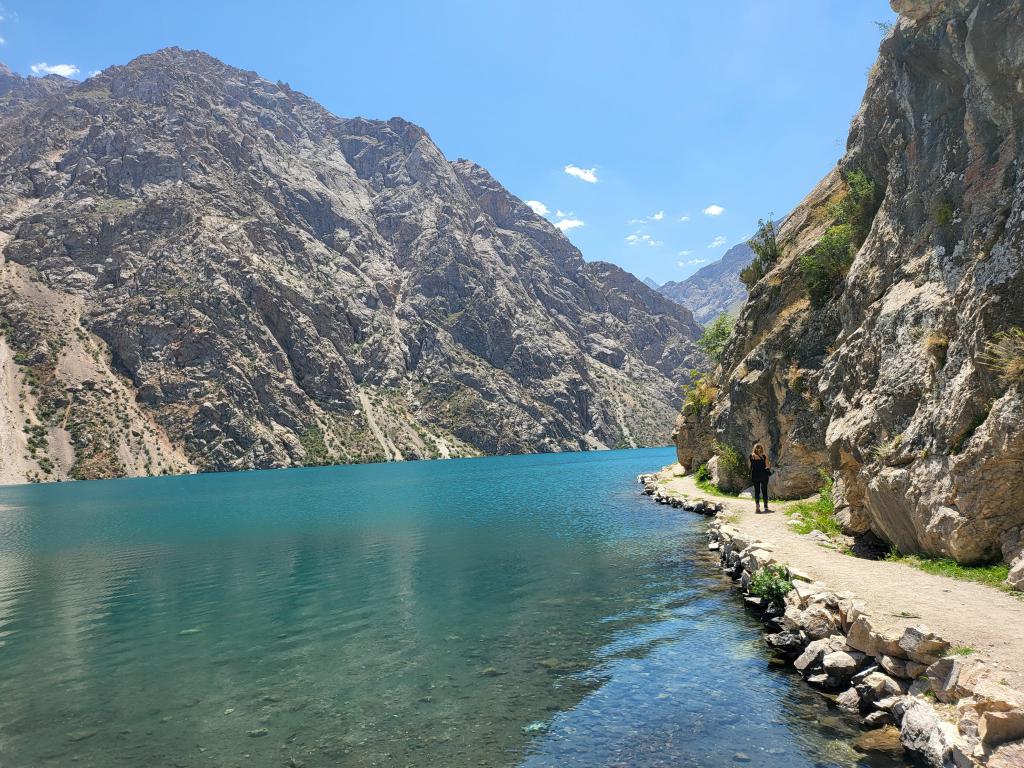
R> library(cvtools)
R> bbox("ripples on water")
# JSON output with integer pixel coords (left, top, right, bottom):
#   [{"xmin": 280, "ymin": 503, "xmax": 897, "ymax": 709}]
[{"xmin": 0, "ymin": 448, "xmax": 907, "ymax": 767}]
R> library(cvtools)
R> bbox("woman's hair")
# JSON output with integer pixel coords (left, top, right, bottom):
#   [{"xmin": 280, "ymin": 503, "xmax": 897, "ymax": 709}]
[{"xmin": 752, "ymin": 442, "xmax": 765, "ymax": 456}]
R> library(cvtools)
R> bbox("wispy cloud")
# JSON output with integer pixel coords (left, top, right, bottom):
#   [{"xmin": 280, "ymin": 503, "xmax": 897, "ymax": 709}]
[
  {"xmin": 679, "ymin": 215, "xmax": 690, "ymax": 222},
  {"xmin": 0, "ymin": 36, "xmax": 5, "ymax": 45},
  {"xmin": 678, "ymin": 258, "xmax": 710, "ymax": 267},
  {"xmin": 702, "ymin": 204, "xmax": 725, "ymax": 216},
  {"xmin": 30, "ymin": 62, "xmax": 80, "ymax": 77},
  {"xmin": 649, "ymin": 211, "xmax": 664, "ymax": 221},
  {"xmin": 564, "ymin": 164, "xmax": 598, "ymax": 183},
  {"xmin": 525, "ymin": 200, "xmax": 549, "ymax": 217},
  {"xmin": 88, "ymin": 70, "xmax": 102, "ymax": 78},
  {"xmin": 708, "ymin": 235, "xmax": 727, "ymax": 248},
  {"xmin": 554, "ymin": 218, "xmax": 584, "ymax": 232},
  {"xmin": 627, "ymin": 233, "xmax": 662, "ymax": 247},
  {"xmin": 677, "ymin": 250, "xmax": 692, "ymax": 257}
]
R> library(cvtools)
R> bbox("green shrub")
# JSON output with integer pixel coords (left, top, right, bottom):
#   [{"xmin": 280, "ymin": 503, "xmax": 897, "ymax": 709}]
[
  {"xmin": 715, "ymin": 442, "xmax": 744, "ymax": 480},
  {"xmin": 934, "ymin": 201, "xmax": 954, "ymax": 228},
  {"xmin": 980, "ymin": 327, "xmax": 1024, "ymax": 386},
  {"xmin": 696, "ymin": 313, "xmax": 735, "ymax": 364},
  {"xmin": 299, "ymin": 426, "xmax": 330, "ymax": 466},
  {"xmin": 749, "ymin": 564, "xmax": 793, "ymax": 609},
  {"xmin": 801, "ymin": 223, "xmax": 855, "ymax": 306},
  {"xmin": 694, "ymin": 463, "xmax": 711, "ymax": 483},
  {"xmin": 740, "ymin": 218, "xmax": 781, "ymax": 288},
  {"xmin": 801, "ymin": 170, "xmax": 881, "ymax": 307},
  {"xmin": 681, "ymin": 371, "xmax": 717, "ymax": 415},
  {"xmin": 785, "ymin": 471, "xmax": 841, "ymax": 537}
]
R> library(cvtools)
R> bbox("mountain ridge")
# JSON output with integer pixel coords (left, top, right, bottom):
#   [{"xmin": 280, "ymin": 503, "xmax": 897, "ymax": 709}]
[{"xmin": 0, "ymin": 47, "xmax": 705, "ymax": 483}]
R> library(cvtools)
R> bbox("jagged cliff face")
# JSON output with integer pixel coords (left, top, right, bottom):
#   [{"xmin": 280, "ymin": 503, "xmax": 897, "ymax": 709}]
[
  {"xmin": 676, "ymin": 0, "xmax": 1024, "ymax": 567},
  {"xmin": 0, "ymin": 49, "xmax": 705, "ymax": 482}
]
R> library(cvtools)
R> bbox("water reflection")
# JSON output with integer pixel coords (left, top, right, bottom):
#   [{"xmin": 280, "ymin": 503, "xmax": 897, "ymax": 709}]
[{"xmin": 0, "ymin": 450, "xmax": 907, "ymax": 767}]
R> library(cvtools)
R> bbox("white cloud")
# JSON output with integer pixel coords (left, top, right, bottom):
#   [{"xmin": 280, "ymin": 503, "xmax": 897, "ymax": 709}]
[
  {"xmin": 0, "ymin": 36, "xmax": 5, "ymax": 45},
  {"xmin": 708, "ymin": 235, "xmax": 727, "ymax": 248},
  {"xmin": 525, "ymin": 200, "xmax": 549, "ymax": 217},
  {"xmin": 702, "ymin": 204, "xmax": 725, "ymax": 216},
  {"xmin": 564, "ymin": 164, "xmax": 598, "ymax": 183},
  {"xmin": 649, "ymin": 211, "xmax": 664, "ymax": 221},
  {"xmin": 679, "ymin": 215, "xmax": 690, "ymax": 222},
  {"xmin": 30, "ymin": 62, "xmax": 80, "ymax": 77},
  {"xmin": 687, "ymin": 258, "xmax": 710, "ymax": 265},
  {"xmin": 88, "ymin": 70, "xmax": 101, "ymax": 78},
  {"xmin": 626, "ymin": 233, "xmax": 661, "ymax": 247},
  {"xmin": 554, "ymin": 218, "xmax": 584, "ymax": 232},
  {"xmin": 556, "ymin": 209, "xmax": 575, "ymax": 218},
  {"xmin": 677, "ymin": 250, "xmax": 692, "ymax": 257}
]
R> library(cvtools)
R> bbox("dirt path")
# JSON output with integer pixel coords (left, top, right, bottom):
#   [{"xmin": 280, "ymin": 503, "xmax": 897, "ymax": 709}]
[{"xmin": 651, "ymin": 464, "xmax": 1024, "ymax": 690}]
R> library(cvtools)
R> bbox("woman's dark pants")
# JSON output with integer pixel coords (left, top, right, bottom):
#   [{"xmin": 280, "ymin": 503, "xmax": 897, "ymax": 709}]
[{"xmin": 753, "ymin": 478, "xmax": 769, "ymax": 507}]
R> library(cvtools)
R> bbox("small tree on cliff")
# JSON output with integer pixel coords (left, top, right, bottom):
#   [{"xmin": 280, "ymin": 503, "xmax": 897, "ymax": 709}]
[
  {"xmin": 697, "ymin": 313, "xmax": 735, "ymax": 365},
  {"xmin": 740, "ymin": 217, "xmax": 781, "ymax": 288}
]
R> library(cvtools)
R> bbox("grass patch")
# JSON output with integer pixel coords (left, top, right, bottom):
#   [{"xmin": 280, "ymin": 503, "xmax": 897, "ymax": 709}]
[
  {"xmin": 885, "ymin": 551, "xmax": 1012, "ymax": 591},
  {"xmin": 784, "ymin": 472, "xmax": 841, "ymax": 537},
  {"xmin": 980, "ymin": 327, "xmax": 1024, "ymax": 386},
  {"xmin": 951, "ymin": 646, "xmax": 976, "ymax": 656},
  {"xmin": 693, "ymin": 463, "xmax": 742, "ymax": 498}
]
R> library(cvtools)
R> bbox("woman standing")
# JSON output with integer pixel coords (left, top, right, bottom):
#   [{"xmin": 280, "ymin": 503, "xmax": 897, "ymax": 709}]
[{"xmin": 750, "ymin": 443, "xmax": 771, "ymax": 513}]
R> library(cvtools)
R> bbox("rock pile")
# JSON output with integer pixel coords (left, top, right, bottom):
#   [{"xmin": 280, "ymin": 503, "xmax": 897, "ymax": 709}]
[
  {"xmin": 709, "ymin": 519, "xmax": 1024, "ymax": 767},
  {"xmin": 638, "ymin": 474, "xmax": 723, "ymax": 516}
]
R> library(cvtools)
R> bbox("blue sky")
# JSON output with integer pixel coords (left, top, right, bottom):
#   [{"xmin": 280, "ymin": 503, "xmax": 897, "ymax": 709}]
[{"xmin": 1, "ymin": 1, "xmax": 895, "ymax": 285}]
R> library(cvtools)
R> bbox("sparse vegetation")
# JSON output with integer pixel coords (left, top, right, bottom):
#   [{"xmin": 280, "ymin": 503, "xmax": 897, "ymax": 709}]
[
  {"xmin": 801, "ymin": 170, "xmax": 881, "ymax": 306},
  {"xmin": 951, "ymin": 646, "xmax": 976, "ymax": 656},
  {"xmin": 740, "ymin": 217, "xmax": 781, "ymax": 288},
  {"xmin": 949, "ymin": 402, "xmax": 992, "ymax": 454},
  {"xmin": 692, "ymin": 461, "xmax": 742, "ymax": 498},
  {"xmin": 934, "ymin": 200, "xmax": 954, "ymax": 228},
  {"xmin": 979, "ymin": 327, "xmax": 1024, "ymax": 386},
  {"xmin": 298, "ymin": 425, "xmax": 331, "ymax": 466},
  {"xmin": 681, "ymin": 371, "xmax": 717, "ymax": 415},
  {"xmin": 870, "ymin": 434, "xmax": 902, "ymax": 463},
  {"xmin": 885, "ymin": 549, "xmax": 1013, "ymax": 592},
  {"xmin": 923, "ymin": 330, "xmax": 949, "ymax": 366},
  {"xmin": 785, "ymin": 471, "xmax": 841, "ymax": 538},
  {"xmin": 749, "ymin": 564, "xmax": 794, "ymax": 610},
  {"xmin": 697, "ymin": 313, "xmax": 735, "ymax": 365}
]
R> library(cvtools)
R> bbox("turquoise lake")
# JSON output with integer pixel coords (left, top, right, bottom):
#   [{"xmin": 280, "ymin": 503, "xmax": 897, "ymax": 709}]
[{"xmin": 0, "ymin": 447, "xmax": 907, "ymax": 767}]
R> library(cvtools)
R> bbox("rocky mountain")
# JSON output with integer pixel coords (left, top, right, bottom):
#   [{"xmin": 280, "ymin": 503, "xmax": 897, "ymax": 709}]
[
  {"xmin": 675, "ymin": 0, "xmax": 1024, "ymax": 580},
  {"xmin": 656, "ymin": 240, "xmax": 752, "ymax": 325},
  {"xmin": 0, "ymin": 48, "xmax": 706, "ymax": 484},
  {"xmin": 0, "ymin": 63, "xmax": 74, "ymax": 118}
]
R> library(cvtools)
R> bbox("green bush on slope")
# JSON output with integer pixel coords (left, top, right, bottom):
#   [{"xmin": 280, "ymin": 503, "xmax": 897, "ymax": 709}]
[{"xmin": 801, "ymin": 170, "xmax": 881, "ymax": 307}]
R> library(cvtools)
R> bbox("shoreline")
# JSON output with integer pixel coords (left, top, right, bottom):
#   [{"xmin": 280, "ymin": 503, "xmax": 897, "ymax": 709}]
[{"xmin": 640, "ymin": 464, "xmax": 1024, "ymax": 768}]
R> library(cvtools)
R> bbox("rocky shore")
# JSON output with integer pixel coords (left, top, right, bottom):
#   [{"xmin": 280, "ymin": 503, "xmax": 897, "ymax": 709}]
[{"xmin": 639, "ymin": 471, "xmax": 1024, "ymax": 768}]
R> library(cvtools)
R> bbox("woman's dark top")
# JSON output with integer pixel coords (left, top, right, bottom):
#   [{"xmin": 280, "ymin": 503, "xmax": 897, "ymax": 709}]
[{"xmin": 750, "ymin": 454, "xmax": 769, "ymax": 481}]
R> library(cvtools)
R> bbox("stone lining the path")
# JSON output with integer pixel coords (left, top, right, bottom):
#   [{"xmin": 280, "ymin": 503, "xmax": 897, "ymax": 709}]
[{"xmin": 638, "ymin": 473, "xmax": 1024, "ymax": 768}]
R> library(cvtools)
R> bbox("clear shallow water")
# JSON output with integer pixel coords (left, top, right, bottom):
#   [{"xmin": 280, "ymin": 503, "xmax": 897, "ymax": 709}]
[{"xmin": 0, "ymin": 448, "xmax": 907, "ymax": 767}]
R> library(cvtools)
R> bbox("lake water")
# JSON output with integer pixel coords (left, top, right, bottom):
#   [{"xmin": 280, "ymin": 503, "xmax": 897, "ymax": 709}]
[{"xmin": 0, "ymin": 447, "xmax": 907, "ymax": 767}]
